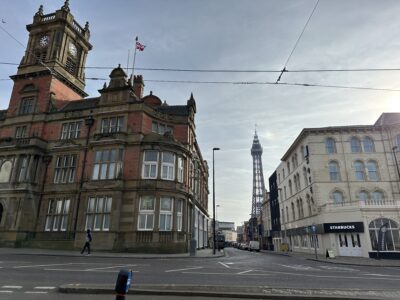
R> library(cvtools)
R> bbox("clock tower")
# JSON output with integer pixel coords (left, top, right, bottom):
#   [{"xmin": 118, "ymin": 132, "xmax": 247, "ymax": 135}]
[{"xmin": 7, "ymin": 1, "xmax": 92, "ymax": 116}]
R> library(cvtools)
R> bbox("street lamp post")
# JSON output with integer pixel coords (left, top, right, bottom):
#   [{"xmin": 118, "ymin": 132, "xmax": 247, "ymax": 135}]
[{"xmin": 212, "ymin": 147, "xmax": 220, "ymax": 255}]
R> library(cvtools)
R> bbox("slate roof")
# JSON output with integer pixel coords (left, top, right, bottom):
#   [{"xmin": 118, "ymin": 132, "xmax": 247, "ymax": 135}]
[
  {"xmin": 156, "ymin": 105, "xmax": 189, "ymax": 116},
  {"xmin": 374, "ymin": 113, "xmax": 400, "ymax": 126},
  {"xmin": 58, "ymin": 97, "xmax": 100, "ymax": 112}
]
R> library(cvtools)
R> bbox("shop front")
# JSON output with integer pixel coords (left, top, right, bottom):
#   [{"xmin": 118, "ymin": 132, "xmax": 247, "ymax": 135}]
[{"xmin": 323, "ymin": 222, "xmax": 364, "ymax": 257}]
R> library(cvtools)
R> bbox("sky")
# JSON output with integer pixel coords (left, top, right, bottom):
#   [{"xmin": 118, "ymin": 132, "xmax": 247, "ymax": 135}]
[{"xmin": 2, "ymin": 0, "xmax": 400, "ymax": 228}]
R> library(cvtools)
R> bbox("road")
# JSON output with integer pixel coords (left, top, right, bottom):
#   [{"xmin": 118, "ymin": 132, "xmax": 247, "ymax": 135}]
[{"xmin": 1, "ymin": 247, "xmax": 400, "ymax": 299}]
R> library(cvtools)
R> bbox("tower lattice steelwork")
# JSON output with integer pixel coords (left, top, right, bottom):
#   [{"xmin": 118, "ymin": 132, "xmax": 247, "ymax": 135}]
[{"xmin": 249, "ymin": 130, "xmax": 265, "ymax": 240}]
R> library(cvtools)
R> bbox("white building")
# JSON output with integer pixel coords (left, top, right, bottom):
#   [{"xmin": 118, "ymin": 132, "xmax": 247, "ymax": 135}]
[{"xmin": 274, "ymin": 113, "xmax": 400, "ymax": 258}]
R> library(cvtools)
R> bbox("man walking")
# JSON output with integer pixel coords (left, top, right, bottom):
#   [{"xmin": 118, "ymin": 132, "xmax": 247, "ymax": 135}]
[{"xmin": 81, "ymin": 229, "xmax": 92, "ymax": 255}]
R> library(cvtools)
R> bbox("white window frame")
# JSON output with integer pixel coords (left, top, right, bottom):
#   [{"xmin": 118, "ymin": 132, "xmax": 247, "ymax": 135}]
[
  {"xmin": 61, "ymin": 122, "xmax": 82, "ymax": 140},
  {"xmin": 159, "ymin": 196, "xmax": 173, "ymax": 231},
  {"xmin": 177, "ymin": 199, "xmax": 183, "ymax": 232},
  {"xmin": 15, "ymin": 126, "xmax": 27, "ymax": 139},
  {"xmin": 101, "ymin": 116, "xmax": 124, "ymax": 134},
  {"xmin": 54, "ymin": 154, "xmax": 77, "ymax": 183},
  {"xmin": 161, "ymin": 152, "xmax": 175, "ymax": 180},
  {"xmin": 138, "ymin": 196, "xmax": 155, "ymax": 230},
  {"xmin": 177, "ymin": 157, "xmax": 184, "ymax": 183},
  {"xmin": 142, "ymin": 151, "xmax": 158, "ymax": 179}
]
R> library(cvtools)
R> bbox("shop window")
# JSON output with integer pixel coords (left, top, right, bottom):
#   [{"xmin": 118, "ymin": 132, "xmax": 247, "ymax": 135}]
[
  {"xmin": 45, "ymin": 199, "xmax": 70, "ymax": 231},
  {"xmin": 85, "ymin": 196, "xmax": 112, "ymax": 231},
  {"xmin": 138, "ymin": 196, "xmax": 155, "ymax": 230},
  {"xmin": 369, "ymin": 218, "xmax": 400, "ymax": 251}
]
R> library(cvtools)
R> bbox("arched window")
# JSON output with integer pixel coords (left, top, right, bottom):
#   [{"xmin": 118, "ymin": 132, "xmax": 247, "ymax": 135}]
[
  {"xmin": 287, "ymin": 162, "xmax": 291, "ymax": 173},
  {"xmin": 286, "ymin": 206, "xmax": 289, "ymax": 223},
  {"xmin": 351, "ymin": 137, "xmax": 362, "ymax": 153},
  {"xmin": 358, "ymin": 190, "xmax": 370, "ymax": 204},
  {"xmin": 289, "ymin": 180, "xmax": 293, "ymax": 196},
  {"xmin": 332, "ymin": 190, "xmax": 344, "ymax": 204},
  {"xmin": 367, "ymin": 160, "xmax": 379, "ymax": 181},
  {"xmin": 306, "ymin": 194, "xmax": 312, "ymax": 216},
  {"xmin": 291, "ymin": 202, "xmax": 295, "ymax": 220},
  {"xmin": 0, "ymin": 160, "xmax": 12, "ymax": 183},
  {"xmin": 325, "ymin": 138, "xmax": 336, "ymax": 154},
  {"xmin": 354, "ymin": 161, "xmax": 365, "ymax": 181},
  {"xmin": 369, "ymin": 218, "xmax": 400, "ymax": 251},
  {"xmin": 299, "ymin": 198, "xmax": 304, "ymax": 218},
  {"xmin": 328, "ymin": 161, "xmax": 340, "ymax": 181},
  {"xmin": 372, "ymin": 191, "xmax": 384, "ymax": 204},
  {"xmin": 303, "ymin": 167, "xmax": 308, "ymax": 187},
  {"xmin": 363, "ymin": 137, "xmax": 375, "ymax": 153}
]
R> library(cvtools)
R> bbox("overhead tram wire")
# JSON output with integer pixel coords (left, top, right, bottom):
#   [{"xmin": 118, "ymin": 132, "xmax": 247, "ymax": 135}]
[{"xmin": 275, "ymin": 0, "xmax": 320, "ymax": 83}]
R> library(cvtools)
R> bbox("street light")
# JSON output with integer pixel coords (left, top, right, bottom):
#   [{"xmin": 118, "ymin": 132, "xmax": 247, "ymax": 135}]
[{"xmin": 212, "ymin": 147, "xmax": 220, "ymax": 255}]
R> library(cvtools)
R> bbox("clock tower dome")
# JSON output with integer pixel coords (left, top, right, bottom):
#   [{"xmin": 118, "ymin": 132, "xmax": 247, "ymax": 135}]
[{"xmin": 7, "ymin": 1, "xmax": 92, "ymax": 116}]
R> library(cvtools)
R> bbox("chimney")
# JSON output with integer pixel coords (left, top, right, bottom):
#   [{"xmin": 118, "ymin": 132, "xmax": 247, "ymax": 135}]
[{"xmin": 133, "ymin": 75, "xmax": 144, "ymax": 99}]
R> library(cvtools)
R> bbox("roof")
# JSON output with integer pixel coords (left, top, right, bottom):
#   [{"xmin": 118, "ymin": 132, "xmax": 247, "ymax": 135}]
[
  {"xmin": 374, "ymin": 113, "xmax": 400, "ymax": 126},
  {"xmin": 58, "ymin": 97, "xmax": 100, "ymax": 112},
  {"xmin": 156, "ymin": 105, "xmax": 189, "ymax": 116}
]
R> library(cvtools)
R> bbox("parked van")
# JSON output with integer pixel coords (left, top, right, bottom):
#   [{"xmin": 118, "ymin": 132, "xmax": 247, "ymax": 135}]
[{"xmin": 249, "ymin": 240, "xmax": 260, "ymax": 252}]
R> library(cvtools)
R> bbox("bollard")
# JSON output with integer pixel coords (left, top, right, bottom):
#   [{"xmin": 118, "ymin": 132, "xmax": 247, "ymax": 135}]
[{"xmin": 115, "ymin": 269, "xmax": 133, "ymax": 300}]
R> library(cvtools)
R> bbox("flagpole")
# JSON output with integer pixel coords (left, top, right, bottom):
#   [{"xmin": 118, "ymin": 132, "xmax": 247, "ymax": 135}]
[
  {"xmin": 131, "ymin": 36, "xmax": 138, "ymax": 86},
  {"xmin": 126, "ymin": 49, "xmax": 130, "ymax": 75}
]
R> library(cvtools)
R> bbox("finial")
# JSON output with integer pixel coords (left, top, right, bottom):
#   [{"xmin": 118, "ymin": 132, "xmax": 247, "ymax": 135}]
[
  {"xmin": 189, "ymin": 92, "xmax": 194, "ymax": 101},
  {"xmin": 118, "ymin": 63, "xmax": 121, "ymax": 68},
  {"xmin": 84, "ymin": 21, "xmax": 89, "ymax": 31},
  {"xmin": 103, "ymin": 82, "xmax": 107, "ymax": 89},
  {"xmin": 62, "ymin": 0, "xmax": 70, "ymax": 12},
  {"xmin": 150, "ymin": 91, "xmax": 153, "ymax": 95},
  {"xmin": 35, "ymin": 5, "xmax": 44, "ymax": 16},
  {"xmin": 255, "ymin": 123, "xmax": 258, "ymax": 136}
]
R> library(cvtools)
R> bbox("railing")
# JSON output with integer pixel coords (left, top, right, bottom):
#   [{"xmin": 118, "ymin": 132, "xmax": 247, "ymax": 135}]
[
  {"xmin": 136, "ymin": 231, "xmax": 153, "ymax": 243},
  {"xmin": 360, "ymin": 199, "xmax": 399, "ymax": 207},
  {"xmin": 321, "ymin": 199, "xmax": 400, "ymax": 211},
  {"xmin": 41, "ymin": 13, "xmax": 56, "ymax": 22},
  {"xmin": 72, "ymin": 20, "xmax": 83, "ymax": 34}
]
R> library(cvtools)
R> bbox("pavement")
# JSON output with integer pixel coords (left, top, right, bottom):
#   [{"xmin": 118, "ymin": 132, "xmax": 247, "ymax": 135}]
[{"xmin": 260, "ymin": 249, "xmax": 400, "ymax": 267}]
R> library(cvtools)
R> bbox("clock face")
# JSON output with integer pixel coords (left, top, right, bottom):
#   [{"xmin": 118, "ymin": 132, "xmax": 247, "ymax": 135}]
[
  {"xmin": 39, "ymin": 35, "xmax": 49, "ymax": 47},
  {"xmin": 68, "ymin": 42, "xmax": 77, "ymax": 57}
]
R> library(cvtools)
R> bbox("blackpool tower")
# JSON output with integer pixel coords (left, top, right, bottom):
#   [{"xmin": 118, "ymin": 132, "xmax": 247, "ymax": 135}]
[{"xmin": 249, "ymin": 130, "xmax": 266, "ymax": 240}]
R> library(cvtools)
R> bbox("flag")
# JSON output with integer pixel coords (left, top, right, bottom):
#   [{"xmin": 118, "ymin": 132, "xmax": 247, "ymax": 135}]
[{"xmin": 136, "ymin": 41, "xmax": 145, "ymax": 51}]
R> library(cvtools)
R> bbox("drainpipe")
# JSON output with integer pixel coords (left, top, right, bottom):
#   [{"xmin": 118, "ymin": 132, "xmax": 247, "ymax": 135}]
[{"xmin": 73, "ymin": 115, "xmax": 94, "ymax": 239}]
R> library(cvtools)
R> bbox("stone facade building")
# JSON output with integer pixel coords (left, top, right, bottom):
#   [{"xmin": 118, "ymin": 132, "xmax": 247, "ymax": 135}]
[
  {"xmin": 0, "ymin": 2, "xmax": 209, "ymax": 253},
  {"xmin": 272, "ymin": 113, "xmax": 400, "ymax": 258}
]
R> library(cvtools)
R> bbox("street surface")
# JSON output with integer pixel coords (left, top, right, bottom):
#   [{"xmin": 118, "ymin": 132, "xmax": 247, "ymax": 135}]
[{"xmin": 1, "ymin": 247, "xmax": 400, "ymax": 299}]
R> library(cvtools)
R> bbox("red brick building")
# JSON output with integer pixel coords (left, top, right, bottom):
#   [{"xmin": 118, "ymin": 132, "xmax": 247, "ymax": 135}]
[{"xmin": 0, "ymin": 1, "xmax": 209, "ymax": 253}]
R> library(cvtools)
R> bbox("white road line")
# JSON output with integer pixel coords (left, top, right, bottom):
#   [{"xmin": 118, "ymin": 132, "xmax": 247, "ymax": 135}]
[
  {"xmin": 218, "ymin": 262, "xmax": 230, "ymax": 269},
  {"xmin": 44, "ymin": 268, "xmax": 139, "ymax": 273},
  {"xmin": 165, "ymin": 266, "xmax": 203, "ymax": 273},
  {"xmin": 0, "ymin": 291, "xmax": 13, "ymax": 293},
  {"xmin": 85, "ymin": 265, "xmax": 134, "ymax": 271},
  {"xmin": 14, "ymin": 262, "xmax": 75, "ymax": 269},
  {"xmin": 25, "ymin": 291, "xmax": 48, "ymax": 294},
  {"xmin": 2, "ymin": 286, "xmax": 22, "ymax": 289},
  {"xmin": 237, "ymin": 270, "xmax": 253, "ymax": 275},
  {"xmin": 34, "ymin": 286, "xmax": 56, "ymax": 290}
]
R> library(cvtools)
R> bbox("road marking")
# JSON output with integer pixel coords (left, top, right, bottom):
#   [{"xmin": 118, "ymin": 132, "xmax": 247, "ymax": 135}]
[
  {"xmin": 34, "ymin": 286, "xmax": 56, "ymax": 290},
  {"xmin": 0, "ymin": 291, "xmax": 13, "ymax": 293},
  {"xmin": 319, "ymin": 266, "xmax": 358, "ymax": 272},
  {"xmin": 218, "ymin": 262, "xmax": 230, "ymax": 269},
  {"xmin": 237, "ymin": 269, "xmax": 253, "ymax": 275},
  {"xmin": 44, "ymin": 268, "xmax": 139, "ymax": 273},
  {"xmin": 85, "ymin": 264, "xmax": 135, "ymax": 271},
  {"xmin": 364, "ymin": 273, "xmax": 392, "ymax": 277},
  {"xmin": 165, "ymin": 266, "xmax": 203, "ymax": 273},
  {"xmin": 25, "ymin": 291, "xmax": 48, "ymax": 294},
  {"xmin": 2, "ymin": 286, "xmax": 22, "ymax": 289},
  {"xmin": 278, "ymin": 264, "xmax": 319, "ymax": 271},
  {"xmin": 14, "ymin": 262, "xmax": 76, "ymax": 269}
]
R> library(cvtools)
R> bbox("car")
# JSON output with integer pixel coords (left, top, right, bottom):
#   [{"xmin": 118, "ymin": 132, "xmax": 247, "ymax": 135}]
[{"xmin": 249, "ymin": 240, "xmax": 260, "ymax": 252}]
